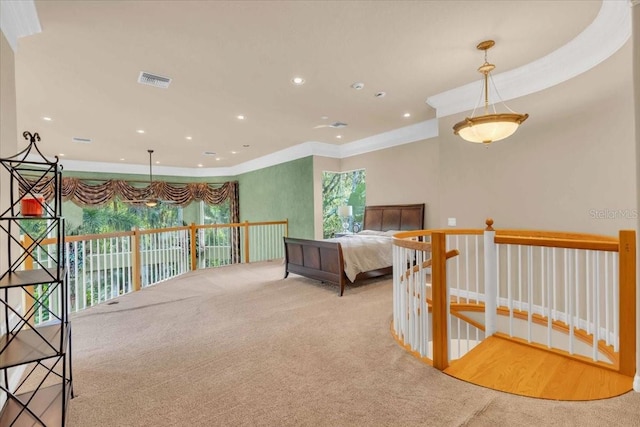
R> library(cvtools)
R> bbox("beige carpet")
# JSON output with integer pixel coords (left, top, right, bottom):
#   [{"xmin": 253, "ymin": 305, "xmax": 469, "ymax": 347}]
[{"xmin": 67, "ymin": 261, "xmax": 640, "ymax": 426}]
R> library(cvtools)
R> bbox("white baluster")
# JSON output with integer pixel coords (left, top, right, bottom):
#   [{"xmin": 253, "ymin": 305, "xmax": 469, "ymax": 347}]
[{"xmin": 484, "ymin": 223, "xmax": 497, "ymax": 336}]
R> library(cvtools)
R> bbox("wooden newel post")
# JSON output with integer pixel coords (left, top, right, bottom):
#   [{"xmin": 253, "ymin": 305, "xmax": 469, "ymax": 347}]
[
  {"xmin": 244, "ymin": 221, "xmax": 250, "ymax": 263},
  {"xmin": 132, "ymin": 227, "xmax": 142, "ymax": 292},
  {"xmin": 618, "ymin": 229, "xmax": 636, "ymax": 377},
  {"xmin": 190, "ymin": 223, "xmax": 197, "ymax": 271},
  {"xmin": 431, "ymin": 231, "xmax": 448, "ymax": 370}
]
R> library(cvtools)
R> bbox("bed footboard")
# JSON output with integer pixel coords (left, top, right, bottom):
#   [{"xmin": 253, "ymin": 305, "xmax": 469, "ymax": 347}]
[{"xmin": 283, "ymin": 237, "xmax": 348, "ymax": 296}]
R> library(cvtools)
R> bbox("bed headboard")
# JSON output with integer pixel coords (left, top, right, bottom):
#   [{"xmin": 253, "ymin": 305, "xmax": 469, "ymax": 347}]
[{"xmin": 362, "ymin": 203, "xmax": 425, "ymax": 232}]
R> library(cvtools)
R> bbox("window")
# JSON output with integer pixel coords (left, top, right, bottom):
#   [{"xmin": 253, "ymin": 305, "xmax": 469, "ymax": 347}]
[
  {"xmin": 199, "ymin": 199, "xmax": 230, "ymax": 225},
  {"xmin": 67, "ymin": 199, "xmax": 184, "ymax": 235},
  {"xmin": 322, "ymin": 169, "xmax": 366, "ymax": 238}
]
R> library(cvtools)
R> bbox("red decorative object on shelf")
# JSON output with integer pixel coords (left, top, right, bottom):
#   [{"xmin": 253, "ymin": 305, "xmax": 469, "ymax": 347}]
[{"xmin": 21, "ymin": 194, "xmax": 45, "ymax": 216}]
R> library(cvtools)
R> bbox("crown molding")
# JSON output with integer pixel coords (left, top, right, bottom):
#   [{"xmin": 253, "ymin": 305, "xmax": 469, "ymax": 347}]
[
  {"xmin": 426, "ymin": 0, "xmax": 631, "ymax": 118},
  {"xmin": 340, "ymin": 119, "xmax": 438, "ymax": 159},
  {"xmin": 43, "ymin": 118, "xmax": 439, "ymax": 177},
  {"xmin": 0, "ymin": 0, "xmax": 41, "ymax": 52}
]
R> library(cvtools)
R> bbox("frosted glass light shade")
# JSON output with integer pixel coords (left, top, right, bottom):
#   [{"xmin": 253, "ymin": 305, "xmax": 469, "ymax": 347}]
[
  {"xmin": 338, "ymin": 205, "xmax": 353, "ymax": 217},
  {"xmin": 453, "ymin": 113, "xmax": 529, "ymax": 144}
]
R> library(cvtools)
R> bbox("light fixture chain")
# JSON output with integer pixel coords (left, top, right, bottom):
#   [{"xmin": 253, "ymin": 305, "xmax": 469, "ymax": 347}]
[{"xmin": 488, "ymin": 73, "xmax": 518, "ymax": 114}]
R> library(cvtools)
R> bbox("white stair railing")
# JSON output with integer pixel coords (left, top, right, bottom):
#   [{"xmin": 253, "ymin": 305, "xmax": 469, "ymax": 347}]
[
  {"xmin": 494, "ymin": 236, "xmax": 620, "ymax": 365},
  {"xmin": 392, "ymin": 221, "xmax": 635, "ymax": 376}
]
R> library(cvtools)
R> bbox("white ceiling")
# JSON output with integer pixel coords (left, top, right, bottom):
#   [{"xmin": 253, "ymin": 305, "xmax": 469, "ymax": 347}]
[{"xmin": 9, "ymin": 0, "xmax": 626, "ymax": 175}]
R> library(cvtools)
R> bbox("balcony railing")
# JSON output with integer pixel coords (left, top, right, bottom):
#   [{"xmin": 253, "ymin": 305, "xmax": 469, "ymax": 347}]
[{"xmin": 24, "ymin": 220, "xmax": 288, "ymax": 322}]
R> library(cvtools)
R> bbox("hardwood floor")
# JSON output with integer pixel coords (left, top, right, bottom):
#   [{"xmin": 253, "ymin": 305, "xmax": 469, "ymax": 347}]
[{"xmin": 444, "ymin": 335, "xmax": 633, "ymax": 401}]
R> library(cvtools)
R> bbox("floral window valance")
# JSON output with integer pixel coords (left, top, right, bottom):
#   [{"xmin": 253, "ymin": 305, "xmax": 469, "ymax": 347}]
[{"xmin": 25, "ymin": 177, "xmax": 239, "ymax": 208}]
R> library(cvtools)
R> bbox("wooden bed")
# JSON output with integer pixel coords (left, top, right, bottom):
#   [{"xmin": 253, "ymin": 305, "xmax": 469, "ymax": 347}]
[{"xmin": 283, "ymin": 203, "xmax": 425, "ymax": 296}]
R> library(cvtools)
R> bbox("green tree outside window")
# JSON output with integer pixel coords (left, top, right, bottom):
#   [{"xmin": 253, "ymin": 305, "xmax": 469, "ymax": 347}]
[{"xmin": 322, "ymin": 169, "xmax": 365, "ymax": 238}]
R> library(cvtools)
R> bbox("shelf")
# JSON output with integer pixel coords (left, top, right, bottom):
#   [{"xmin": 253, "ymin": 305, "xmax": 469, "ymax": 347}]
[
  {"xmin": 0, "ymin": 216, "xmax": 58, "ymax": 221},
  {"xmin": 1, "ymin": 132, "xmax": 72, "ymax": 426},
  {"xmin": 0, "ymin": 268, "xmax": 65, "ymax": 289},
  {"xmin": 0, "ymin": 321, "xmax": 69, "ymax": 369},
  {"xmin": 0, "ymin": 379, "xmax": 72, "ymax": 427}
]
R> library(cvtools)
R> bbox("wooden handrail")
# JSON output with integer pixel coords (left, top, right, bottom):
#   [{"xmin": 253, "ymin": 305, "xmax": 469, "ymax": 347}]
[
  {"xmin": 139, "ymin": 226, "xmax": 190, "ymax": 235},
  {"xmin": 393, "ymin": 239, "xmax": 431, "ymax": 252},
  {"xmin": 244, "ymin": 220, "xmax": 289, "ymax": 227},
  {"xmin": 401, "ymin": 249, "xmax": 459, "ymax": 281},
  {"xmin": 65, "ymin": 230, "xmax": 134, "ymax": 242},
  {"xmin": 195, "ymin": 220, "xmax": 287, "ymax": 230},
  {"xmin": 196, "ymin": 223, "xmax": 247, "ymax": 230},
  {"xmin": 494, "ymin": 235, "xmax": 619, "ymax": 251},
  {"xmin": 35, "ymin": 220, "xmax": 289, "ymax": 245},
  {"xmin": 496, "ymin": 229, "xmax": 618, "ymax": 242},
  {"xmin": 394, "ymin": 227, "xmax": 617, "ymax": 243}
]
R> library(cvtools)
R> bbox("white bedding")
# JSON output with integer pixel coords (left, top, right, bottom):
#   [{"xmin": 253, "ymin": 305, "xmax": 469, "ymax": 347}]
[{"xmin": 327, "ymin": 230, "xmax": 398, "ymax": 282}]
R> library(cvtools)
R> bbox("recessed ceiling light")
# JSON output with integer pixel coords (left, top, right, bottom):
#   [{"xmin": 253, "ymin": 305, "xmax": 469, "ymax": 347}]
[
  {"xmin": 243, "ymin": 144, "xmax": 250, "ymax": 148},
  {"xmin": 155, "ymin": 161, "xmax": 160, "ymax": 164},
  {"xmin": 336, "ymin": 135, "xmax": 342, "ymax": 139},
  {"xmin": 216, "ymin": 157, "xmax": 221, "ymax": 161},
  {"xmin": 197, "ymin": 164, "xmax": 203, "ymax": 167},
  {"xmin": 42, "ymin": 117, "xmax": 52, "ymax": 121},
  {"xmin": 403, "ymin": 113, "xmax": 411, "ymax": 118},
  {"xmin": 351, "ymin": 82, "xmax": 364, "ymax": 90},
  {"xmin": 237, "ymin": 115, "xmax": 245, "ymax": 120},
  {"xmin": 186, "ymin": 136, "xmax": 192, "ymax": 140},
  {"xmin": 120, "ymin": 158, "xmax": 125, "ymax": 161},
  {"xmin": 58, "ymin": 153, "xmax": 64, "ymax": 157},
  {"xmin": 137, "ymin": 129, "xmax": 145, "ymax": 134},
  {"xmin": 374, "ymin": 92, "xmax": 386, "ymax": 98},
  {"xmin": 231, "ymin": 151, "xmax": 237, "ymax": 154},
  {"xmin": 321, "ymin": 116, "xmax": 329, "ymax": 120},
  {"xmin": 291, "ymin": 76, "xmax": 305, "ymax": 85}
]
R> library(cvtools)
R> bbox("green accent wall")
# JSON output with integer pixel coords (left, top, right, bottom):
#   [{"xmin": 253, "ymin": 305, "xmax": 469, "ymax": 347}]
[{"xmin": 237, "ymin": 157, "xmax": 314, "ymax": 239}]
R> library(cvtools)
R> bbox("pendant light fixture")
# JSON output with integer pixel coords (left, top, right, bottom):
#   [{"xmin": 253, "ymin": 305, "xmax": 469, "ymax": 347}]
[{"xmin": 453, "ymin": 40, "xmax": 529, "ymax": 144}]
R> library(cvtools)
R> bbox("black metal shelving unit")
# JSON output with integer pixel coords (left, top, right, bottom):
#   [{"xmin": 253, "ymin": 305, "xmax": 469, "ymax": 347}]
[{"xmin": 0, "ymin": 132, "xmax": 73, "ymax": 426}]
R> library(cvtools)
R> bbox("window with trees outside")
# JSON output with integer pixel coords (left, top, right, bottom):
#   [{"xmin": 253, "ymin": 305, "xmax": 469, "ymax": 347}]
[
  {"xmin": 21, "ymin": 198, "xmax": 232, "ymax": 238},
  {"xmin": 70, "ymin": 199, "xmax": 185, "ymax": 235},
  {"xmin": 322, "ymin": 169, "xmax": 366, "ymax": 238}
]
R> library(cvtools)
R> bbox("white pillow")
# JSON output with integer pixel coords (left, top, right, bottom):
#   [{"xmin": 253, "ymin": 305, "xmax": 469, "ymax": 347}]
[{"xmin": 357, "ymin": 229, "xmax": 387, "ymax": 236}]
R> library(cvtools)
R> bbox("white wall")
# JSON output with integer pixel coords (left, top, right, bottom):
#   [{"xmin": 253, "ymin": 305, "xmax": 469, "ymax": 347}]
[{"xmin": 0, "ymin": 28, "xmax": 23, "ymax": 407}]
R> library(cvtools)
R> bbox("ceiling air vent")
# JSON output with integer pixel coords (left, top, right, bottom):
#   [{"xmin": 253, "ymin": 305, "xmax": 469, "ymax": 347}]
[
  {"xmin": 203, "ymin": 151, "xmax": 217, "ymax": 156},
  {"xmin": 72, "ymin": 137, "xmax": 92, "ymax": 144},
  {"xmin": 313, "ymin": 121, "xmax": 348, "ymax": 130},
  {"xmin": 329, "ymin": 122, "xmax": 348, "ymax": 128},
  {"xmin": 138, "ymin": 71, "xmax": 172, "ymax": 89}
]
